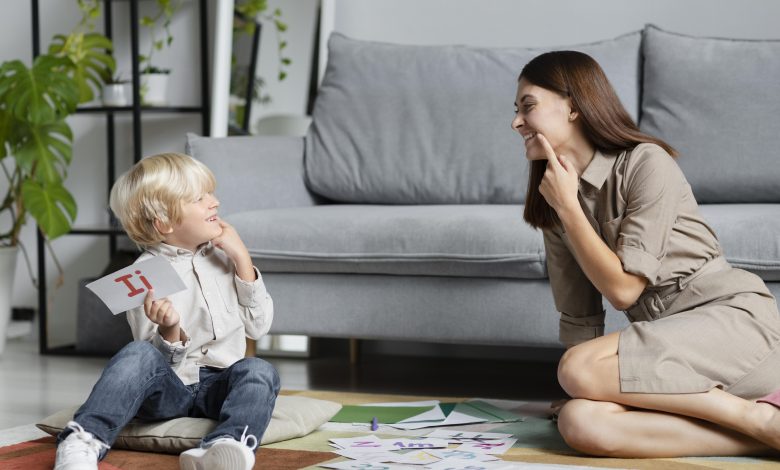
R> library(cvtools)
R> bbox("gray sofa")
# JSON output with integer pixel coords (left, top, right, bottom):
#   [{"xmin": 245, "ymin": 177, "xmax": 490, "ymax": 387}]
[{"xmin": 90, "ymin": 24, "xmax": 780, "ymax": 354}]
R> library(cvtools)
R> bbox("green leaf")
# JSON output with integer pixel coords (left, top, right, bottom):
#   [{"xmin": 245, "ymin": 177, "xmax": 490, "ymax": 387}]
[
  {"xmin": 154, "ymin": 40, "xmax": 164, "ymax": 50},
  {"xmin": 278, "ymin": 71, "xmax": 287, "ymax": 81},
  {"xmin": 21, "ymin": 179, "xmax": 77, "ymax": 240},
  {"xmin": 49, "ymin": 32, "xmax": 115, "ymax": 102},
  {"xmin": 281, "ymin": 57, "xmax": 291, "ymax": 65},
  {"xmin": 279, "ymin": 41, "xmax": 287, "ymax": 50},
  {"xmin": 274, "ymin": 20, "xmax": 287, "ymax": 32},
  {"xmin": 141, "ymin": 16, "xmax": 154, "ymax": 27},
  {"xmin": 14, "ymin": 120, "xmax": 73, "ymax": 184},
  {"xmin": 0, "ymin": 57, "xmax": 78, "ymax": 125},
  {"xmin": 274, "ymin": 8, "xmax": 281, "ymax": 17}
]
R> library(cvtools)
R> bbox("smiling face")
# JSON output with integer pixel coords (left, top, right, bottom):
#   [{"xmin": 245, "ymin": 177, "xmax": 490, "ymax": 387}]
[
  {"xmin": 512, "ymin": 78, "xmax": 578, "ymax": 161},
  {"xmin": 160, "ymin": 191, "xmax": 222, "ymax": 252}
]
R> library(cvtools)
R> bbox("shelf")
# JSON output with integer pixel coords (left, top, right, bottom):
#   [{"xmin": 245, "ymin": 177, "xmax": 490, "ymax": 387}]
[
  {"xmin": 76, "ymin": 105, "xmax": 205, "ymax": 114},
  {"xmin": 68, "ymin": 226, "xmax": 126, "ymax": 236}
]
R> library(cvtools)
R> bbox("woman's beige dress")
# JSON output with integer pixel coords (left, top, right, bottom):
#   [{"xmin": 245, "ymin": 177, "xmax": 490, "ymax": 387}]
[{"xmin": 543, "ymin": 143, "xmax": 780, "ymax": 398}]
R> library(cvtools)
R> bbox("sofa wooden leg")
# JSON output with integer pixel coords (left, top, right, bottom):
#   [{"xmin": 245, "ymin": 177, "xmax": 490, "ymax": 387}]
[
  {"xmin": 245, "ymin": 338, "xmax": 256, "ymax": 358},
  {"xmin": 349, "ymin": 338, "xmax": 360, "ymax": 365}
]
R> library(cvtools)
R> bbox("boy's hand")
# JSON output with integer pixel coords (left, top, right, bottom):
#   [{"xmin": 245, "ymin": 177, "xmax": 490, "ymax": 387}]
[
  {"xmin": 144, "ymin": 289, "xmax": 180, "ymax": 327},
  {"xmin": 213, "ymin": 220, "xmax": 256, "ymax": 282}
]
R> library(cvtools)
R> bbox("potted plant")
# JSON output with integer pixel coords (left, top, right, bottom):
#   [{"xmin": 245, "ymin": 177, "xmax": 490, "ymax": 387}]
[
  {"xmin": 0, "ymin": 0, "xmax": 114, "ymax": 353},
  {"xmin": 139, "ymin": 0, "xmax": 182, "ymax": 106},
  {"xmin": 101, "ymin": 74, "xmax": 131, "ymax": 107},
  {"xmin": 229, "ymin": 0, "xmax": 291, "ymax": 133}
]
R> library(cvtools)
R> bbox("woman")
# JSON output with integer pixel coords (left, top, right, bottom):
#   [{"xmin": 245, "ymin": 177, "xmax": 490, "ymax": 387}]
[{"xmin": 513, "ymin": 50, "xmax": 780, "ymax": 457}]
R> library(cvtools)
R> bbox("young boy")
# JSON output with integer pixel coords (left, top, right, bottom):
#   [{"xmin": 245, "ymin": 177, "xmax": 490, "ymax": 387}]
[{"xmin": 54, "ymin": 153, "xmax": 280, "ymax": 470}]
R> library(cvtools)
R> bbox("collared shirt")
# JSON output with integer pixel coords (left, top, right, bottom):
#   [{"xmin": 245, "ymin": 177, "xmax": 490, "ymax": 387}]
[
  {"xmin": 126, "ymin": 242, "xmax": 274, "ymax": 385},
  {"xmin": 542, "ymin": 143, "xmax": 723, "ymax": 347}
]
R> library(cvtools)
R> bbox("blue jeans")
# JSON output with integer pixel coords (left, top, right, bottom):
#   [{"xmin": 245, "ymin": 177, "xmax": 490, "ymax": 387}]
[{"xmin": 57, "ymin": 341, "xmax": 280, "ymax": 459}]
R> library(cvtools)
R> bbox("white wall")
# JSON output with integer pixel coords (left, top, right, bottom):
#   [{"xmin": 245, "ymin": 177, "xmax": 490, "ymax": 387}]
[{"xmin": 329, "ymin": 0, "xmax": 780, "ymax": 46}]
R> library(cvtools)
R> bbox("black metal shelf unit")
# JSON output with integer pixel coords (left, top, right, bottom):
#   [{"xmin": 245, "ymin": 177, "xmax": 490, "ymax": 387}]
[{"xmin": 31, "ymin": 0, "xmax": 211, "ymax": 354}]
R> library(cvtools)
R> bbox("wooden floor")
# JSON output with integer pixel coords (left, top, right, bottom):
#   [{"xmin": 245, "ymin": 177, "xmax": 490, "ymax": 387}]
[{"xmin": 0, "ymin": 333, "xmax": 565, "ymax": 430}]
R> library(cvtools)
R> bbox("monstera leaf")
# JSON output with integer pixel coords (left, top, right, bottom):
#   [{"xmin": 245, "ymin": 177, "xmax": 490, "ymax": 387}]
[
  {"xmin": 0, "ymin": 56, "xmax": 79, "ymax": 125},
  {"xmin": 14, "ymin": 120, "xmax": 73, "ymax": 184},
  {"xmin": 21, "ymin": 179, "xmax": 77, "ymax": 240},
  {"xmin": 49, "ymin": 32, "xmax": 115, "ymax": 103}
]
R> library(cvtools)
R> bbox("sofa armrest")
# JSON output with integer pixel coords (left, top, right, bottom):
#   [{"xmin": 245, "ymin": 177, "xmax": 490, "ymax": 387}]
[{"xmin": 186, "ymin": 133, "xmax": 320, "ymax": 215}]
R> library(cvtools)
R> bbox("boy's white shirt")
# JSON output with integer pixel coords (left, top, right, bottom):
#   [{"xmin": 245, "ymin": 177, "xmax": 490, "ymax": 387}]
[{"xmin": 126, "ymin": 241, "xmax": 273, "ymax": 385}]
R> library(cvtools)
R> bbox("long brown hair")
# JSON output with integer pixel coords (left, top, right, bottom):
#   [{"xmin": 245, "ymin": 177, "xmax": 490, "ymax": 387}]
[{"xmin": 520, "ymin": 51, "xmax": 677, "ymax": 230}]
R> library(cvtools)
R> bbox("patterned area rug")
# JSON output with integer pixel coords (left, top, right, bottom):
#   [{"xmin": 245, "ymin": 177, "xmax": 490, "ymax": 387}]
[{"xmin": 2, "ymin": 390, "xmax": 780, "ymax": 469}]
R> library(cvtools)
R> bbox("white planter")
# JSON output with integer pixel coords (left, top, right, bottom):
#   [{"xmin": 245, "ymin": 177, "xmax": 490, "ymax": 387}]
[
  {"xmin": 0, "ymin": 246, "xmax": 19, "ymax": 355},
  {"xmin": 140, "ymin": 73, "xmax": 170, "ymax": 106},
  {"xmin": 101, "ymin": 83, "xmax": 130, "ymax": 107}
]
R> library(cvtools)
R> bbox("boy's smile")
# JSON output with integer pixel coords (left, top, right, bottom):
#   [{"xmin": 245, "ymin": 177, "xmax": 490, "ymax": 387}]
[{"xmin": 162, "ymin": 192, "xmax": 223, "ymax": 252}]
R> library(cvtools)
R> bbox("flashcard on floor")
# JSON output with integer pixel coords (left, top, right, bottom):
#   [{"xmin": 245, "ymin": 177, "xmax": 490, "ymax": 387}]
[
  {"xmin": 319, "ymin": 461, "xmax": 413, "ymax": 470},
  {"xmin": 333, "ymin": 449, "xmax": 398, "ymax": 462},
  {"xmin": 425, "ymin": 430, "xmax": 514, "ymax": 442},
  {"xmin": 86, "ymin": 256, "xmax": 186, "ymax": 314},
  {"xmin": 455, "ymin": 438, "xmax": 517, "ymax": 455},
  {"xmin": 425, "ymin": 458, "xmax": 516, "ymax": 470},
  {"xmin": 388, "ymin": 450, "xmax": 440, "ymax": 465},
  {"xmin": 380, "ymin": 437, "xmax": 449, "ymax": 450},
  {"xmin": 426, "ymin": 449, "xmax": 500, "ymax": 462},
  {"xmin": 329, "ymin": 435, "xmax": 388, "ymax": 451}
]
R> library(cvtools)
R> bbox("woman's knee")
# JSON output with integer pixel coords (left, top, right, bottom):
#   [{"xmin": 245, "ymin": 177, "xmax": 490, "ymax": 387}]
[
  {"xmin": 558, "ymin": 343, "xmax": 615, "ymax": 399},
  {"xmin": 557, "ymin": 399, "xmax": 623, "ymax": 456}
]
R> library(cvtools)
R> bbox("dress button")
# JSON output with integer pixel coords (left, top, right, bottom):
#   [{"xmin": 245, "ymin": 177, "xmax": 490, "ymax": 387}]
[{"xmin": 201, "ymin": 346, "xmax": 208, "ymax": 354}]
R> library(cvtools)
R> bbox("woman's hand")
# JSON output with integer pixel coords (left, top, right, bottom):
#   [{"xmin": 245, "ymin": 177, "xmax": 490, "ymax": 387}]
[{"xmin": 536, "ymin": 133, "xmax": 580, "ymax": 215}]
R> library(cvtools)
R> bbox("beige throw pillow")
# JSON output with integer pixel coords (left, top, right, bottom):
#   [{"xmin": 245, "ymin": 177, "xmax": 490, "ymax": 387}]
[{"xmin": 36, "ymin": 395, "xmax": 341, "ymax": 454}]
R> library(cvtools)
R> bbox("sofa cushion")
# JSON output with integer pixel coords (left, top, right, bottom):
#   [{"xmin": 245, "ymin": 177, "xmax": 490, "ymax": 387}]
[
  {"xmin": 306, "ymin": 32, "xmax": 642, "ymax": 205},
  {"xmin": 698, "ymin": 204, "xmax": 780, "ymax": 281},
  {"xmin": 225, "ymin": 205, "xmax": 546, "ymax": 279},
  {"xmin": 639, "ymin": 25, "xmax": 780, "ymax": 203}
]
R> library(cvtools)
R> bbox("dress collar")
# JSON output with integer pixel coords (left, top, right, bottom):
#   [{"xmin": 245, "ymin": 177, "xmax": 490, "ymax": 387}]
[{"xmin": 579, "ymin": 149, "xmax": 617, "ymax": 191}]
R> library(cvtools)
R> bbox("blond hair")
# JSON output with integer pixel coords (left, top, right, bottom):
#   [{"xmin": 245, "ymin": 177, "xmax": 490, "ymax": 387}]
[{"xmin": 109, "ymin": 153, "xmax": 216, "ymax": 247}]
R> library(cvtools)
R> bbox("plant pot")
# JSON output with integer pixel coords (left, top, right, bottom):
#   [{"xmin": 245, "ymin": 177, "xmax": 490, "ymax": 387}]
[
  {"xmin": 101, "ymin": 83, "xmax": 130, "ymax": 107},
  {"xmin": 0, "ymin": 246, "xmax": 19, "ymax": 355},
  {"xmin": 140, "ymin": 72, "xmax": 170, "ymax": 106}
]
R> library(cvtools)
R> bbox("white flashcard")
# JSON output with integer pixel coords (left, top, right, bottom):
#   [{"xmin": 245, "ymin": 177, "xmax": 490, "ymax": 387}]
[
  {"xmin": 425, "ymin": 459, "xmax": 516, "ymax": 470},
  {"xmin": 425, "ymin": 430, "xmax": 514, "ymax": 441},
  {"xmin": 455, "ymin": 438, "xmax": 518, "ymax": 455},
  {"xmin": 329, "ymin": 435, "xmax": 383, "ymax": 450},
  {"xmin": 380, "ymin": 438, "xmax": 449, "ymax": 450},
  {"xmin": 86, "ymin": 256, "xmax": 186, "ymax": 315},
  {"xmin": 388, "ymin": 450, "xmax": 440, "ymax": 465},
  {"xmin": 319, "ymin": 461, "xmax": 414, "ymax": 470},
  {"xmin": 390, "ymin": 410, "xmax": 488, "ymax": 430},
  {"xmin": 333, "ymin": 449, "xmax": 398, "ymax": 462},
  {"xmin": 426, "ymin": 449, "xmax": 500, "ymax": 462}
]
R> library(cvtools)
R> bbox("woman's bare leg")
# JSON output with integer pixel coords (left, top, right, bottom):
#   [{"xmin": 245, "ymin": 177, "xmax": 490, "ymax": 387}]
[
  {"xmin": 556, "ymin": 332, "xmax": 780, "ymax": 456},
  {"xmin": 558, "ymin": 399, "xmax": 773, "ymax": 457}
]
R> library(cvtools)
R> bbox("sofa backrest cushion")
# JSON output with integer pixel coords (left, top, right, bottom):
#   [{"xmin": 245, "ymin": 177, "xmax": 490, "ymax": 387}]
[
  {"xmin": 640, "ymin": 25, "xmax": 780, "ymax": 203},
  {"xmin": 305, "ymin": 32, "xmax": 642, "ymax": 204}
]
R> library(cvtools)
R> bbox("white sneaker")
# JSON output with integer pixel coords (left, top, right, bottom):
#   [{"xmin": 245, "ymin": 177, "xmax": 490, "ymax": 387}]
[
  {"xmin": 179, "ymin": 425, "xmax": 257, "ymax": 470},
  {"xmin": 54, "ymin": 421, "xmax": 109, "ymax": 470}
]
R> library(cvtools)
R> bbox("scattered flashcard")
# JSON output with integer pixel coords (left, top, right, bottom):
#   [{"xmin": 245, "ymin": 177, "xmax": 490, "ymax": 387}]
[
  {"xmin": 425, "ymin": 430, "xmax": 514, "ymax": 442},
  {"xmin": 455, "ymin": 438, "xmax": 518, "ymax": 455},
  {"xmin": 86, "ymin": 256, "xmax": 186, "ymax": 315},
  {"xmin": 425, "ymin": 449, "xmax": 500, "ymax": 462},
  {"xmin": 388, "ymin": 450, "xmax": 440, "ymax": 465},
  {"xmin": 381, "ymin": 438, "xmax": 449, "ymax": 450},
  {"xmin": 319, "ymin": 461, "xmax": 413, "ymax": 470},
  {"xmin": 329, "ymin": 435, "xmax": 386, "ymax": 451},
  {"xmin": 333, "ymin": 449, "xmax": 398, "ymax": 462},
  {"xmin": 425, "ymin": 459, "xmax": 516, "ymax": 470}
]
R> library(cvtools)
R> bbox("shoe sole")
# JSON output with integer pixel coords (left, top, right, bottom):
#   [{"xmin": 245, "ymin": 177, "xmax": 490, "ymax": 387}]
[{"xmin": 179, "ymin": 443, "xmax": 253, "ymax": 470}]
